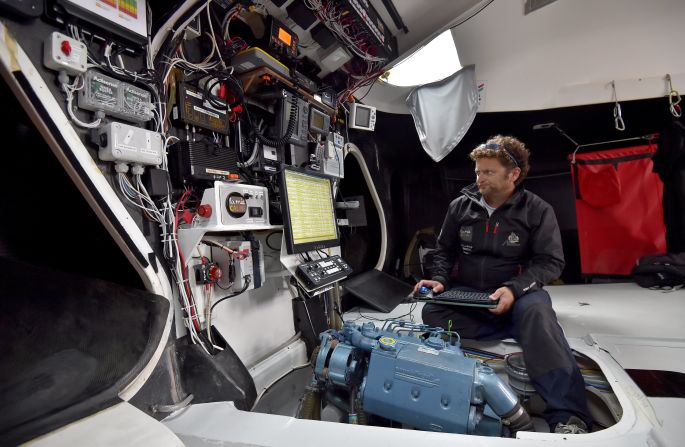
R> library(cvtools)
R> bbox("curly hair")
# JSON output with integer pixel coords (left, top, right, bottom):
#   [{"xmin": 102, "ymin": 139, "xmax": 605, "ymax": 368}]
[{"xmin": 468, "ymin": 135, "xmax": 530, "ymax": 186}]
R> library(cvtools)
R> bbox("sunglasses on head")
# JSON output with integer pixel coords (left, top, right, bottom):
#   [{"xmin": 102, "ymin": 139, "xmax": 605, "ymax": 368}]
[{"xmin": 478, "ymin": 143, "xmax": 520, "ymax": 168}]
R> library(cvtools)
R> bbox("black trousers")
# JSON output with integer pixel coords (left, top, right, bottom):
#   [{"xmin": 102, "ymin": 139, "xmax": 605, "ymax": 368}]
[{"xmin": 422, "ymin": 287, "xmax": 591, "ymax": 429}]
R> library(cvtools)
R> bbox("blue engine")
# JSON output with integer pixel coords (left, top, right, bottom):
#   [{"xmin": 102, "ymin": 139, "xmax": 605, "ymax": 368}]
[{"xmin": 312, "ymin": 320, "xmax": 531, "ymax": 436}]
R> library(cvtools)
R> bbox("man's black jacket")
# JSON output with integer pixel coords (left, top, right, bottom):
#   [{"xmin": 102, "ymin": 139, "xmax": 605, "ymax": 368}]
[{"xmin": 431, "ymin": 184, "xmax": 565, "ymax": 298}]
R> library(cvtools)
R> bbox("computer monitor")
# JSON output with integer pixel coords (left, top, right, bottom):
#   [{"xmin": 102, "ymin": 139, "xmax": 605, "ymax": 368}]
[
  {"xmin": 349, "ymin": 102, "xmax": 377, "ymax": 131},
  {"xmin": 281, "ymin": 168, "xmax": 339, "ymax": 254}
]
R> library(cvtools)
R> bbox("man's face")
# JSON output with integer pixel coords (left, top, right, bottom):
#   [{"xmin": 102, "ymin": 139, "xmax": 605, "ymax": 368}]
[{"xmin": 474, "ymin": 157, "xmax": 517, "ymax": 197}]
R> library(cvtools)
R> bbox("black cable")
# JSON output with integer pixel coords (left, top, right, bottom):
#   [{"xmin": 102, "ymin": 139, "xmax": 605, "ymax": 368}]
[
  {"xmin": 244, "ymin": 95, "xmax": 298, "ymax": 148},
  {"xmin": 265, "ymin": 231, "xmax": 283, "ymax": 251},
  {"xmin": 201, "ymin": 71, "xmax": 245, "ymax": 110},
  {"xmin": 356, "ymin": 301, "xmax": 417, "ymax": 322},
  {"xmin": 451, "ymin": 0, "xmax": 495, "ymax": 28},
  {"xmin": 210, "ymin": 276, "xmax": 251, "ymax": 312},
  {"xmin": 356, "ymin": 78, "xmax": 377, "ymax": 102}
]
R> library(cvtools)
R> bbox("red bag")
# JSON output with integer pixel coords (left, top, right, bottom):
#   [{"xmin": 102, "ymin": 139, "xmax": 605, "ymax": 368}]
[{"xmin": 570, "ymin": 145, "xmax": 666, "ymax": 276}]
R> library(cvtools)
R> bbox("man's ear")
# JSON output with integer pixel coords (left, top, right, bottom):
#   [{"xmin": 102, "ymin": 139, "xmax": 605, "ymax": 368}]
[{"xmin": 509, "ymin": 167, "xmax": 521, "ymax": 183}]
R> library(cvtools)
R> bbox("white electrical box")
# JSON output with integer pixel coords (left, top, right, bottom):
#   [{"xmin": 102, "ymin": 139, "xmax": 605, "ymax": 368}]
[
  {"xmin": 199, "ymin": 238, "xmax": 265, "ymax": 294},
  {"xmin": 322, "ymin": 144, "xmax": 344, "ymax": 178},
  {"xmin": 43, "ymin": 32, "xmax": 87, "ymax": 75},
  {"xmin": 97, "ymin": 121, "xmax": 163, "ymax": 166},
  {"xmin": 229, "ymin": 240, "xmax": 264, "ymax": 291},
  {"xmin": 190, "ymin": 182, "xmax": 270, "ymax": 230},
  {"xmin": 332, "ymin": 132, "xmax": 344, "ymax": 148}
]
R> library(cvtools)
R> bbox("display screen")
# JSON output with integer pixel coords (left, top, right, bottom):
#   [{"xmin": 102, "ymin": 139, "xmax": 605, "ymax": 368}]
[
  {"xmin": 278, "ymin": 27, "xmax": 292, "ymax": 46},
  {"xmin": 281, "ymin": 168, "xmax": 339, "ymax": 254},
  {"xmin": 354, "ymin": 106, "xmax": 371, "ymax": 127},
  {"xmin": 226, "ymin": 192, "xmax": 247, "ymax": 217},
  {"xmin": 310, "ymin": 109, "xmax": 328, "ymax": 134},
  {"xmin": 58, "ymin": 0, "xmax": 148, "ymax": 42}
]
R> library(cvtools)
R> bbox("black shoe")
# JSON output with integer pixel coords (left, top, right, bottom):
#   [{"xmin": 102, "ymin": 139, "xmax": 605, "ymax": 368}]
[{"xmin": 554, "ymin": 416, "xmax": 587, "ymax": 434}]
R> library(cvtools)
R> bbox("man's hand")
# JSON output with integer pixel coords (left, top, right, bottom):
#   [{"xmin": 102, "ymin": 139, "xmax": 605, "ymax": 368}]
[
  {"xmin": 489, "ymin": 286, "xmax": 515, "ymax": 315},
  {"xmin": 413, "ymin": 279, "xmax": 445, "ymax": 296}
]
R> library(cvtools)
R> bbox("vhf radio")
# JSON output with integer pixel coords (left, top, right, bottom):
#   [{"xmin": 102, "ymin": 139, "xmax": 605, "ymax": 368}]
[{"xmin": 265, "ymin": 17, "xmax": 298, "ymax": 60}]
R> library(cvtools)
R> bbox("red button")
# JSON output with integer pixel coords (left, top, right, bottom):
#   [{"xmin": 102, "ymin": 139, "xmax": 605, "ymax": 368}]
[
  {"xmin": 60, "ymin": 40, "xmax": 72, "ymax": 56},
  {"xmin": 208, "ymin": 265, "xmax": 222, "ymax": 282},
  {"xmin": 197, "ymin": 204, "xmax": 212, "ymax": 218}
]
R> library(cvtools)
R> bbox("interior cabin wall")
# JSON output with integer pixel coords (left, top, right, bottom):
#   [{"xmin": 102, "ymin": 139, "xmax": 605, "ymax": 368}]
[{"xmin": 366, "ymin": 96, "xmax": 679, "ymax": 284}]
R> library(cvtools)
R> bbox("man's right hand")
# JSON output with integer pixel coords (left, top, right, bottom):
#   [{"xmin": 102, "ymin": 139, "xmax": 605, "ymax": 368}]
[{"xmin": 413, "ymin": 279, "xmax": 445, "ymax": 296}]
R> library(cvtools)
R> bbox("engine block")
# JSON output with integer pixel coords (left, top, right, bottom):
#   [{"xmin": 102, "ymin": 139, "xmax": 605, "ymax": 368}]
[{"xmin": 312, "ymin": 320, "xmax": 531, "ymax": 436}]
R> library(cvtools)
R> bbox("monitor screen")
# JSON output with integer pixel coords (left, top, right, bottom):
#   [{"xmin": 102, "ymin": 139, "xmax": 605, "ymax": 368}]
[
  {"xmin": 354, "ymin": 106, "xmax": 371, "ymax": 127},
  {"xmin": 281, "ymin": 168, "xmax": 339, "ymax": 254}
]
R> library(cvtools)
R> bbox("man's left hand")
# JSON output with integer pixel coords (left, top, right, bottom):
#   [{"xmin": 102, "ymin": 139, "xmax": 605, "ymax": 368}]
[{"xmin": 489, "ymin": 287, "xmax": 515, "ymax": 315}]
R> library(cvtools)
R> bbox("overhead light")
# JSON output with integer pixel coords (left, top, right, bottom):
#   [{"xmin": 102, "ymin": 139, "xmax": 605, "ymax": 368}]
[{"xmin": 381, "ymin": 30, "xmax": 461, "ymax": 87}]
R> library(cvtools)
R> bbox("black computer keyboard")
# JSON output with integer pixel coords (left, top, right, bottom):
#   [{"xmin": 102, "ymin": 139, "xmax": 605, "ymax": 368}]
[{"xmin": 433, "ymin": 289, "xmax": 499, "ymax": 308}]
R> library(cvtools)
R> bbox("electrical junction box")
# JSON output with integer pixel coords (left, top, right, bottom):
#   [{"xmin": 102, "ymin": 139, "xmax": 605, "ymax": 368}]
[
  {"xmin": 332, "ymin": 132, "xmax": 344, "ymax": 148},
  {"xmin": 322, "ymin": 143, "xmax": 344, "ymax": 178},
  {"xmin": 97, "ymin": 121, "xmax": 163, "ymax": 166},
  {"xmin": 194, "ymin": 182, "xmax": 270, "ymax": 230},
  {"xmin": 120, "ymin": 83, "xmax": 153, "ymax": 123},
  {"xmin": 43, "ymin": 32, "xmax": 87, "ymax": 75},
  {"xmin": 195, "ymin": 238, "xmax": 264, "ymax": 296},
  {"xmin": 227, "ymin": 240, "xmax": 264, "ymax": 291},
  {"xmin": 318, "ymin": 45, "xmax": 352, "ymax": 75},
  {"xmin": 79, "ymin": 70, "xmax": 153, "ymax": 123},
  {"xmin": 79, "ymin": 70, "xmax": 120, "ymax": 115}
]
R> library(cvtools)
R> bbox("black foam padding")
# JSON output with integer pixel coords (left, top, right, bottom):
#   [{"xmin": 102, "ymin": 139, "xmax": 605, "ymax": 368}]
[
  {"xmin": 0, "ymin": 258, "xmax": 169, "ymax": 445},
  {"xmin": 130, "ymin": 329, "xmax": 258, "ymax": 418},
  {"xmin": 293, "ymin": 296, "xmax": 329, "ymax": 356},
  {"xmin": 343, "ymin": 269, "xmax": 413, "ymax": 313},
  {"xmin": 143, "ymin": 167, "xmax": 171, "ymax": 198},
  {"xmin": 286, "ymin": 0, "xmax": 318, "ymax": 30},
  {"xmin": 177, "ymin": 339, "xmax": 257, "ymax": 410},
  {"xmin": 310, "ymin": 23, "xmax": 336, "ymax": 49}
]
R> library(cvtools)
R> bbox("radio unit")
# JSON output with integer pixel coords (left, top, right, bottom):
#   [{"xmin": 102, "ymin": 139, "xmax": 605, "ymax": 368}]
[
  {"xmin": 168, "ymin": 140, "xmax": 240, "ymax": 184},
  {"xmin": 173, "ymin": 83, "xmax": 230, "ymax": 134},
  {"xmin": 265, "ymin": 17, "xmax": 298, "ymax": 60}
]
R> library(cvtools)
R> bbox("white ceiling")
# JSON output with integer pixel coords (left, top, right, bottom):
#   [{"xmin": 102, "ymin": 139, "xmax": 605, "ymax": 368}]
[{"xmin": 363, "ymin": 0, "xmax": 685, "ymax": 114}]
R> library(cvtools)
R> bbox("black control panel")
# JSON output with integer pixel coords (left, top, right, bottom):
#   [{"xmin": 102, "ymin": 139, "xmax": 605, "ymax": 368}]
[
  {"xmin": 296, "ymin": 255, "xmax": 353, "ymax": 289},
  {"xmin": 168, "ymin": 140, "xmax": 239, "ymax": 185},
  {"xmin": 266, "ymin": 17, "xmax": 298, "ymax": 60}
]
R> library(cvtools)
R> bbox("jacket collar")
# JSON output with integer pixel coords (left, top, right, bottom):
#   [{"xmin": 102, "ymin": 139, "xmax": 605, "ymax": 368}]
[{"xmin": 461, "ymin": 183, "xmax": 525, "ymax": 208}]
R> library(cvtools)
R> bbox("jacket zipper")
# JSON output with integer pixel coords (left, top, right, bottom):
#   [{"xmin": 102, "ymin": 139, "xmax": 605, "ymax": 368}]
[
  {"xmin": 492, "ymin": 221, "xmax": 500, "ymax": 252},
  {"xmin": 481, "ymin": 216, "xmax": 500, "ymax": 290},
  {"xmin": 480, "ymin": 216, "xmax": 489, "ymax": 289}
]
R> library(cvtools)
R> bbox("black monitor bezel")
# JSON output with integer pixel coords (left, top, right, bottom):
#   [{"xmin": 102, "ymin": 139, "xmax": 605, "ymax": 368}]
[{"xmin": 280, "ymin": 167, "xmax": 340, "ymax": 254}]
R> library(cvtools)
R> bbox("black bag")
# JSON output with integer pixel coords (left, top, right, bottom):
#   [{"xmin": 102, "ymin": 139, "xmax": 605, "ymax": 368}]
[{"xmin": 632, "ymin": 252, "xmax": 685, "ymax": 289}]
